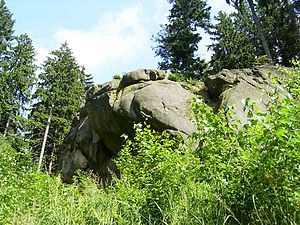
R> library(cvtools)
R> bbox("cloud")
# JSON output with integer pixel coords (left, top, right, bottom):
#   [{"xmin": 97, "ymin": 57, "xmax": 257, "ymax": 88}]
[
  {"xmin": 33, "ymin": 1, "xmax": 234, "ymax": 83},
  {"xmin": 54, "ymin": 4, "xmax": 149, "ymax": 80},
  {"xmin": 35, "ymin": 45, "xmax": 48, "ymax": 67},
  {"xmin": 208, "ymin": 0, "xmax": 234, "ymax": 16},
  {"xmin": 153, "ymin": 0, "xmax": 170, "ymax": 24}
]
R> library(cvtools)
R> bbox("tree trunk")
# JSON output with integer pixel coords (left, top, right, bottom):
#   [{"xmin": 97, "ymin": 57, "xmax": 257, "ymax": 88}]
[
  {"xmin": 3, "ymin": 115, "xmax": 11, "ymax": 137},
  {"xmin": 48, "ymin": 144, "xmax": 55, "ymax": 174},
  {"xmin": 38, "ymin": 108, "xmax": 52, "ymax": 171},
  {"xmin": 247, "ymin": 0, "xmax": 273, "ymax": 60}
]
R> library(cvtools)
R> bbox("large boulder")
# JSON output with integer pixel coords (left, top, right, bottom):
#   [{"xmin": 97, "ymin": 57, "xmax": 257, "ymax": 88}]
[
  {"xmin": 205, "ymin": 65, "xmax": 288, "ymax": 125},
  {"xmin": 60, "ymin": 66, "xmax": 287, "ymax": 183},
  {"xmin": 60, "ymin": 69, "xmax": 199, "ymax": 183}
]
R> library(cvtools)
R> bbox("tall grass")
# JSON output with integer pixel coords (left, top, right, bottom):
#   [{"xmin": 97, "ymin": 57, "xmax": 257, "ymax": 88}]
[{"xmin": 0, "ymin": 65, "xmax": 299, "ymax": 224}]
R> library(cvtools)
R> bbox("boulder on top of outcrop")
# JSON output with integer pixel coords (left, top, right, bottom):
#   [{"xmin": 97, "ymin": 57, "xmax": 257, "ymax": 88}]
[
  {"xmin": 119, "ymin": 68, "xmax": 166, "ymax": 88},
  {"xmin": 60, "ymin": 66, "xmax": 288, "ymax": 184}
]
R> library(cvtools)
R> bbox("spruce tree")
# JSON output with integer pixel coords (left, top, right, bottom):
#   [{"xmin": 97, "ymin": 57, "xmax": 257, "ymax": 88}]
[
  {"xmin": 0, "ymin": 0, "xmax": 14, "ymax": 46},
  {"xmin": 258, "ymin": 0, "xmax": 300, "ymax": 65},
  {"xmin": 28, "ymin": 42, "xmax": 85, "ymax": 171},
  {"xmin": 3, "ymin": 34, "xmax": 36, "ymax": 136},
  {"xmin": 0, "ymin": 0, "xmax": 15, "ymax": 131},
  {"xmin": 225, "ymin": 0, "xmax": 300, "ymax": 66},
  {"xmin": 153, "ymin": 0, "xmax": 211, "ymax": 78},
  {"xmin": 226, "ymin": 0, "xmax": 273, "ymax": 61},
  {"xmin": 209, "ymin": 11, "xmax": 256, "ymax": 73},
  {"xmin": 82, "ymin": 66, "xmax": 94, "ymax": 92},
  {"xmin": 0, "ymin": 0, "xmax": 36, "ymax": 136}
]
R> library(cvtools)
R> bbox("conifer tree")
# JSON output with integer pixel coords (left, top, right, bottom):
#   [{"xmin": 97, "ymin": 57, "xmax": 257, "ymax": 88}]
[
  {"xmin": 28, "ymin": 42, "xmax": 85, "ymax": 171},
  {"xmin": 3, "ymin": 34, "xmax": 36, "ymax": 136},
  {"xmin": 226, "ymin": 0, "xmax": 273, "ymax": 61},
  {"xmin": 82, "ymin": 66, "xmax": 94, "ymax": 92},
  {"xmin": 153, "ymin": 0, "xmax": 211, "ymax": 78},
  {"xmin": 225, "ymin": 0, "xmax": 300, "ymax": 65},
  {"xmin": 0, "ymin": 0, "xmax": 15, "ymax": 132},
  {"xmin": 209, "ymin": 10, "xmax": 256, "ymax": 73},
  {"xmin": 0, "ymin": 0, "xmax": 14, "ymax": 46},
  {"xmin": 258, "ymin": 0, "xmax": 300, "ymax": 65},
  {"xmin": 209, "ymin": 0, "xmax": 300, "ymax": 72},
  {"xmin": 0, "ymin": 0, "xmax": 36, "ymax": 136}
]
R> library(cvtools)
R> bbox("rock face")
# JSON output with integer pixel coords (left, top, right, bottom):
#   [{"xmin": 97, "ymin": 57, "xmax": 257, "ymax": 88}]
[
  {"xmin": 60, "ymin": 66, "xmax": 287, "ymax": 183},
  {"xmin": 60, "ymin": 69, "xmax": 199, "ymax": 183},
  {"xmin": 205, "ymin": 65, "xmax": 288, "ymax": 125}
]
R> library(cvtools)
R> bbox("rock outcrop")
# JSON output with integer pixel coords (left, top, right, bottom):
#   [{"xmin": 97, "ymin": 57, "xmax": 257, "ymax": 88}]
[
  {"xmin": 205, "ymin": 65, "xmax": 288, "ymax": 125},
  {"xmin": 60, "ymin": 66, "xmax": 287, "ymax": 183}
]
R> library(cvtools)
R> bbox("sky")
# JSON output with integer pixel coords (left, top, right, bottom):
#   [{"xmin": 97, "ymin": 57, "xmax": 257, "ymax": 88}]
[{"xmin": 6, "ymin": 0, "xmax": 233, "ymax": 84}]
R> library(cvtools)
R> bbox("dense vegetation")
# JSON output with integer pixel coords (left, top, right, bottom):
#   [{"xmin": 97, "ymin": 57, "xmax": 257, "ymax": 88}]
[
  {"xmin": 0, "ymin": 64, "xmax": 299, "ymax": 224},
  {"xmin": 153, "ymin": 0, "xmax": 300, "ymax": 77},
  {"xmin": 0, "ymin": 0, "xmax": 300, "ymax": 224}
]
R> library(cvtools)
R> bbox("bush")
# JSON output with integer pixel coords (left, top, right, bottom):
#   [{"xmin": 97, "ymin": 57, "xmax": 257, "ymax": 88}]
[
  {"xmin": 114, "ymin": 123, "xmax": 197, "ymax": 221},
  {"xmin": 113, "ymin": 73, "xmax": 122, "ymax": 80},
  {"xmin": 255, "ymin": 55, "xmax": 273, "ymax": 66},
  {"xmin": 191, "ymin": 64, "xmax": 300, "ymax": 224},
  {"xmin": 167, "ymin": 72, "xmax": 181, "ymax": 82},
  {"xmin": 114, "ymin": 121, "xmax": 241, "ymax": 224}
]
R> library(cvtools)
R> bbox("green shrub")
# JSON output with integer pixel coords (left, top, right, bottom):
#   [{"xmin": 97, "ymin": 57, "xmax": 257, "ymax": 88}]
[
  {"xmin": 0, "ymin": 136, "xmax": 33, "ymax": 223},
  {"xmin": 167, "ymin": 72, "xmax": 181, "ymax": 82},
  {"xmin": 113, "ymin": 73, "xmax": 122, "ymax": 80},
  {"xmin": 167, "ymin": 72, "xmax": 199, "ymax": 85},
  {"xmin": 191, "ymin": 64, "xmax": 300, "ymax": 224},
  {"xmin": 281, "ymin": 60, "xmax": 300, "ymax": 100},
  {"xmin": 255, "ymin": 55, "xmax": 273, "ymax": 65},
  {"xmin": 0, "ymin": 135, "xmax": 146, "ymax": 224},
  {"xmin": 114, "ymin": 121, "xmax": 239, "ymax": 224},
  {"xmin": 115, "ymin": 123, "xmax": 201, "ymax": 222}
]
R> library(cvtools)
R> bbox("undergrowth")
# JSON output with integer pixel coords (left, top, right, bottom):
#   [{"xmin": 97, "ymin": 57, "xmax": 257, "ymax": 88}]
[{"xmin": 0, "ymin": 64, "xmax": 299, "ymax": 224}]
